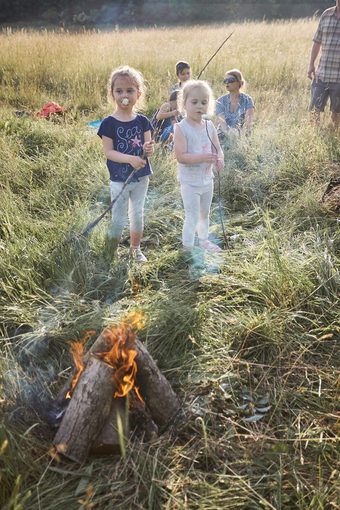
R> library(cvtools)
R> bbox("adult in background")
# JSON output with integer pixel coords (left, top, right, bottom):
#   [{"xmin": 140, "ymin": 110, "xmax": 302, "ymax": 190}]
[
  {"xmin": 308, "ymin": 0, "xmax": 340, "ymax": 130},
  {"xmin": 216, "ymin": 69, "xmax": 255, "ymax": 143}
]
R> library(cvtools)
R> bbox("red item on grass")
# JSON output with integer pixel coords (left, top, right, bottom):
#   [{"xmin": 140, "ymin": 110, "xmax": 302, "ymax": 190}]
[{"xmin": 36, "ymin": 102, "xmax": 66, "ymax": 118}]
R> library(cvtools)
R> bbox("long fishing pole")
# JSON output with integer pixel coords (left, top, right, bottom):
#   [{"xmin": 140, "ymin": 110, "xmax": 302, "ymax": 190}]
[{"xmin": 196, "ymin": 32, "xmax": 234, "ymax": 79}]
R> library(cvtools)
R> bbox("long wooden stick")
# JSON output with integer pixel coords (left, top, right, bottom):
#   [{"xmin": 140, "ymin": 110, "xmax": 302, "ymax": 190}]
[
  {"xmin": 50, "ymin": 166, "xmax": 139, "ymax": 253},
  {"xmin": 204, "ymin": 121, "xmax": 230, "ymax": 250},
  {"xmin": 197, "ymin": 32, "xmax": 234, "ymax": 79}
]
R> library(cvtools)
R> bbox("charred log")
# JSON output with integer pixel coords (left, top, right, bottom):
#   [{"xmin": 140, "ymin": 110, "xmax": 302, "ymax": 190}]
[
  {"xmin": 134, "ymin": 339, "xmax": 180, "ymax": 429},
  {"xmin": 129, "ymin": 389, "xmax": 159, "ymax": 441},
  {"xmin": 90, "ymin": 396, "xmax": 127, "ymax": 455}
]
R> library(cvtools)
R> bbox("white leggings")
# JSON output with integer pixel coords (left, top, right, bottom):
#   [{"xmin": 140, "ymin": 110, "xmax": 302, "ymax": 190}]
[
  {"xmin": 109, "ymin": 176, "xmax": 149, "ymax": 239},
  {"xmin": 180, "ymin": 181, "xmax": 214, "ymax": 247}
]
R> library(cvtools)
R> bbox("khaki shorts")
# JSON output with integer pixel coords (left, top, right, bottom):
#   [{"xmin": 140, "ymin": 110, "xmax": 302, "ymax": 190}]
[{"xmin": 309, "ymin": 79, "xmax": 340, "ymax": 114}]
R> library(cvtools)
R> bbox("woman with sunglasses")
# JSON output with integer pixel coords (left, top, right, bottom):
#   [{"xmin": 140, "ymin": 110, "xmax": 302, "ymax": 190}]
[{"xmin": 216, "ymin": 69, "xmax": 255, "ymax": 142}]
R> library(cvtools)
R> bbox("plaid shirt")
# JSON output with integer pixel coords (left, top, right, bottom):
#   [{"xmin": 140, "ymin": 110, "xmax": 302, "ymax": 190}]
[{"xmin": 313, "ymin": 7, "xmax": 340, "ymax": 83}]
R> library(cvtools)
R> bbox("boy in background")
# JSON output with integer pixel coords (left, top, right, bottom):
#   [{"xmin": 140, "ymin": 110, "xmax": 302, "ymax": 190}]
[{"xmin": 170, "ymin": 61, "xmax": 191, "ymax": 93}]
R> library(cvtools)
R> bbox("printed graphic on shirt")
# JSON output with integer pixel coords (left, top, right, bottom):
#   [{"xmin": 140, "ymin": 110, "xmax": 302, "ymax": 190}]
[{"xmin": 116, "ymin": 125, "xmax": 143, "ymax": 154}]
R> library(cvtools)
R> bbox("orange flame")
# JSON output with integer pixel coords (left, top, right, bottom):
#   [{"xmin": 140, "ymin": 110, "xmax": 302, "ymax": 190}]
[
  {"xmin": 66, "ymin": 330, "xmax": 96, "ymax": 399},
  {"xmin": 94, "ymin": 311, "xmax": 145, "ymax": 399}
]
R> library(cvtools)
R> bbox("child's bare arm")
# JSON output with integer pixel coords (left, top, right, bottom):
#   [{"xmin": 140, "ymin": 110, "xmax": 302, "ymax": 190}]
[
  {"xmin": 102, "ymin": 135, "xmax": 146, "ymax": 170},
  {"xmin": 174, "ymin": 125, "xmax": 216, "ymax": 165},
  {"xmin": 156, "ymin": 102, "xmax": 178, "ymax": 120}
]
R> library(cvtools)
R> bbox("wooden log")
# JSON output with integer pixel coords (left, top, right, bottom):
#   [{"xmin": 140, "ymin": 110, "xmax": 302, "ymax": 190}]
[
  {"xmin": 134, "ymin": 339, "xmax": 180, "ymax": 429},
  {"xmin": 56, "ymin": 330, "xmax": 109, "ymax": 406},
  {"xmin": 53, "ymin": 356, "xmax": 115, "ymax": 464},
  {"xmin": 129, "ymin": 389, "xmax": 159, "ymax": 441},
  {"xmin": 90, "ymin": 397, "xmax": 127, "ymax": 455}
]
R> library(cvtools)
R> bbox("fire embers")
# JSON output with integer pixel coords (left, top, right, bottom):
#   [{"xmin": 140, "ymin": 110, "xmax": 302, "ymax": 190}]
[{"xmin": 53, "ymin": 313, "xmax": 179, "ymax": 463}]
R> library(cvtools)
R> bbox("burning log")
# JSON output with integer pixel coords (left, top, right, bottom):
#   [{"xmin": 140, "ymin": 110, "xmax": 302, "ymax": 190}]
[
  {"xmin": 134, "ymin": 339, "xmax": 180, "ymax": 429},
  {"xmin": 53, "ymin": 356, "xmax": 116, "ymax": 464},
  {"xmin": 55, "ymin": 330, "xmax": 105, "ymax": 406}
]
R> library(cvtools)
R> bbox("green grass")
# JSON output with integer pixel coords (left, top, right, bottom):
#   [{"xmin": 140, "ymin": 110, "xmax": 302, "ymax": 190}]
[{"xmin": 0, "ymin": 19, "xmax": 339, "ymax": 510}]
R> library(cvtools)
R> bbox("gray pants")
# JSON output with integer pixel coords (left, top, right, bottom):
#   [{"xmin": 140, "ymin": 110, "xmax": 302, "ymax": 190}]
[
  {"xmin": 180, "ymin": 181, "xmax": 214, "ymax": 247},
  {"xmin": 109, "ymin": 176, "xmax": 149, "ymax": 238}
]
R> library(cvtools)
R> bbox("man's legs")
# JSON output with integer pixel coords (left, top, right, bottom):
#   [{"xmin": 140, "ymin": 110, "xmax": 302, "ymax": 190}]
[
  {"xmin": 329, "ymin": 83, "xmax": 340, "ymax": 129},
  {"xmin": 310, "ymin": 79, "xmax": 340, "ymax": 128}
]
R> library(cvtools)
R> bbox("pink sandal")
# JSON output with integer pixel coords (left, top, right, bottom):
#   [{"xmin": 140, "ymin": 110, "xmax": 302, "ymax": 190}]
[{"xmin": 199, "ymin": 240, "xmax": 222, "ymax": 253}]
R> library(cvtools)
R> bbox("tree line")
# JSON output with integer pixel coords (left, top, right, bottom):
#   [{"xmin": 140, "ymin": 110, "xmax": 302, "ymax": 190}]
[{"xmin": 0, "ymin": 0, "xmax": 331, "ymax": 24}]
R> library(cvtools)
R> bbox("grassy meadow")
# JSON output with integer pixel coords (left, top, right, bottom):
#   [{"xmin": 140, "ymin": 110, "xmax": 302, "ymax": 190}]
[{"xmin": 1, "ymin": 19, "xmax": 340, "ymax": 509}]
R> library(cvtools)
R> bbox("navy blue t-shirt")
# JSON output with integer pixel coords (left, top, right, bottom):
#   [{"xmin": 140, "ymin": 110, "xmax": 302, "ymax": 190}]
[{"xmin": 97, "ymin": 114, "xmax": 153, "ymax": 182}]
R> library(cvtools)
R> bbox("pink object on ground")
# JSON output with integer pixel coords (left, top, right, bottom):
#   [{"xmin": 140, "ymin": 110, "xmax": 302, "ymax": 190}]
[{"xmin": 199, "ymin": 240, "xmax": 222, "ymax": 253}]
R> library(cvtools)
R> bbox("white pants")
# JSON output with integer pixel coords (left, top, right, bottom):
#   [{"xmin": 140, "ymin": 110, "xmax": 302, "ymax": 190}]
[
  {"xmin": 180, "ymin": 181, "xmax": 213, "ymax": 247},
  {"xmin": 109, "ymin": 176, "xmax": 149, "ymax": 239}
]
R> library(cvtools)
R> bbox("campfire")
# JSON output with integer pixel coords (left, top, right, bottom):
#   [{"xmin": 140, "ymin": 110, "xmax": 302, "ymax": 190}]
[{"xmin": 53, "ymin": 313, "xmax": 180, "ymax": 464}]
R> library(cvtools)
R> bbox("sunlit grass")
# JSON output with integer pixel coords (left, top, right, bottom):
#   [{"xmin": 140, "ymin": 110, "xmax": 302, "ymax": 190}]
[{"xmin": 0, "ymin": 20, "xmax": 316, "ymax": 115}]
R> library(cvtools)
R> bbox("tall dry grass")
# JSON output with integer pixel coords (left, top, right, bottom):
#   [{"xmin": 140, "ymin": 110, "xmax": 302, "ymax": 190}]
[{"xmin": 0, "ymin": 20, "xmax": 316, "ymax": 116}]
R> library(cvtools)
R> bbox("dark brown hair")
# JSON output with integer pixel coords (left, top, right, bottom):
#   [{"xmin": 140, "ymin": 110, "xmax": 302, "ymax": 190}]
[{"xmin": 175, "ymin": 61, "xmax": 190, "ymax": 76}]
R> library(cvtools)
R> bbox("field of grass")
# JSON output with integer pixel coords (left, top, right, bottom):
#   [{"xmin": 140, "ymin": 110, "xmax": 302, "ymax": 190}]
[{"xmin": 0, "ymin": 19, "xmax": 339, "ymax": 510}]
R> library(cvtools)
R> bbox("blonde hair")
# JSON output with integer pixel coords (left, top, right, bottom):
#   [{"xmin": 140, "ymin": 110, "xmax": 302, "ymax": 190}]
[
  {"xmin": 108, "ymin": 65, "xmax": 146, "ymax": 108},
  {"xmin": 179, "ymin": 79, "xmax": 215, "ymax": 116},
  {"xmin": 224, "ymin": 68, "xmax": 245, "ymax": 90}
]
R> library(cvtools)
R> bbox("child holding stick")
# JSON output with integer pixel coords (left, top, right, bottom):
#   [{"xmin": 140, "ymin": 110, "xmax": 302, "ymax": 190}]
[
  {"xmin": 98, "ymin": 66, "xmax": 154, "ymax": 263},
  {"xmin": 174, "ymin": 80, "xmax": 224, "ymax": 253}
]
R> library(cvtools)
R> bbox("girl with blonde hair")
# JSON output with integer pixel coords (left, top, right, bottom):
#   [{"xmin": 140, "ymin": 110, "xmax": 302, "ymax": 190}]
[{"xmin": 174, "ymin": 80, "xmax": 224, "ymax": 253}]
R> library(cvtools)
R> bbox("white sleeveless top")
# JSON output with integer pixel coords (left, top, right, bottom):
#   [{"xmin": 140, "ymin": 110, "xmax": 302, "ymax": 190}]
[{"xmin": 177, "ymin": 119, "xmax": 215, "ymax": 186}]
